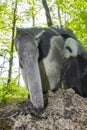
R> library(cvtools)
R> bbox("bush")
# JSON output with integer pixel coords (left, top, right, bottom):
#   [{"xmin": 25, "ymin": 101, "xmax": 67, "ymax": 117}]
[{"xmin": 0, "ymin": 77, "xmax": 28, "ymax": 104}]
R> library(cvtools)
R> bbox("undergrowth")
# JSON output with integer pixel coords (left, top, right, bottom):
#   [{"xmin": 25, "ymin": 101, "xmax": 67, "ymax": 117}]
[{"xmin": 0, "ymin": 77, "xmax": 28, "ymax": 104}]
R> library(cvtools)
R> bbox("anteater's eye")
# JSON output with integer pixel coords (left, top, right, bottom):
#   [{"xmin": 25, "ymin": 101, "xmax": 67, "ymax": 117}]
[{"xmin": 66, "ymin": 46, "xmax": 72, "ymax": 53}]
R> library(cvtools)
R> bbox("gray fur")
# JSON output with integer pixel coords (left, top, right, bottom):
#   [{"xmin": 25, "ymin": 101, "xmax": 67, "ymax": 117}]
[
  {"xmin": 35, "ymin": 30, "xmax": 45, "ymax": 47},
  {"xmin": 63, "ymin": 38, "xmax": 79, "ymax": 58},
  {"xmin": 15, "ymin": 27, "xmax": 66, "ymax": 109},
  {"xmin": 15, "ymin": 28, "xmax": 44, "ymax": 109},
  {"xmin": 63, "ymin": 38, "xmax": 87, "ymax": 59},
  {"xmin": 15, "ymin": 27, "xmax": 83, "ymax": 110},
  {"xmin": 43, "ymin": 35, "xmax": 65, "ymax": 91},
  {"xmin": 62, "ymin": 37, "xmax": 87, "ymax": 96}
]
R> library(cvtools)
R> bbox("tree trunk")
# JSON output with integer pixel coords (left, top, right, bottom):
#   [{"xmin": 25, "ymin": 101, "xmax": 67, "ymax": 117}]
[
  {"xmin": 58, "ymin": 5, "xmax": 62, "ymax": 27},
  {"xmin": 32, "ymin": 0, "xmax": 35, "ymax": 26},
  {"xmin": 7, "ymin": 0, "xmax": 17, "ymax": 84},
  {"xmin": 42, "ymin": 0, "xmax": 53, "ymax": 27},
  {"xmin": 56, "ymin": 1, "xmax": 63, "ymax": 28}
]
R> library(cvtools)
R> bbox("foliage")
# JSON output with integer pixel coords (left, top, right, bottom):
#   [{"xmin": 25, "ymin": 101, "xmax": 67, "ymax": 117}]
[
  {"xmin": 0, "ymin": 77, "xmax": 28, "ymax": 104},
  {"xmin": 55, "ymin": 0, "xmax": 87, "ymax": 44}
]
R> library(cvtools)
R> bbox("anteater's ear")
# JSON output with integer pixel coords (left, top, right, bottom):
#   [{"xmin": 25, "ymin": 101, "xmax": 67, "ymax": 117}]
[{"xmin": 63, "ymin": 38, "xmax": 79, "ymax": 59}]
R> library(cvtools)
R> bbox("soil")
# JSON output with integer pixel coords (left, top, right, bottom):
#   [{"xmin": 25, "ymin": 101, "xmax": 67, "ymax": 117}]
[{"xmin": 0, "ymin": 88, "xmax": 87, "ymax": 130}]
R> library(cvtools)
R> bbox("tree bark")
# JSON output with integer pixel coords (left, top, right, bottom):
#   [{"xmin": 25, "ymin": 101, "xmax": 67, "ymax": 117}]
[
  {"xmin": 7, "ymin": 0, "xmax": 17, "ymax": 84},
  {"xmin": 42, "ymin": 0, "xmax": 53, "ymax": 27},
  {"xmin": 32, "ymin": 0, "xmax": 35, "ymax": 26},
  {"xmin": 57, "ymin": 5, "xmax": 62, "ymax": 27},
  {"xmin": 56, "ymin": 1, "xmax": 63, "ymax": 28}
]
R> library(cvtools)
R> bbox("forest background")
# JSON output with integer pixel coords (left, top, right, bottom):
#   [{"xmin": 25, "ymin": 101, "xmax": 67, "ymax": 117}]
[{"xmin": 0, "ymin": 0, "xmax": 87, "ymax": 104}]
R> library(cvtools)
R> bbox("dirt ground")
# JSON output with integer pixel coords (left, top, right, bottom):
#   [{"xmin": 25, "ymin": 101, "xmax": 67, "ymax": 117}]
[{"xmin": 0, "ymin": 88, "xmax": 87, "ymax": 130}]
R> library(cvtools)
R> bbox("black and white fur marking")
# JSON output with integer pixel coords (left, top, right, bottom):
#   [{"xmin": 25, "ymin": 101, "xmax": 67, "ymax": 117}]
[{"xmin": 15, "ymin": 26, "xmax": 87, "ymax": 116}]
